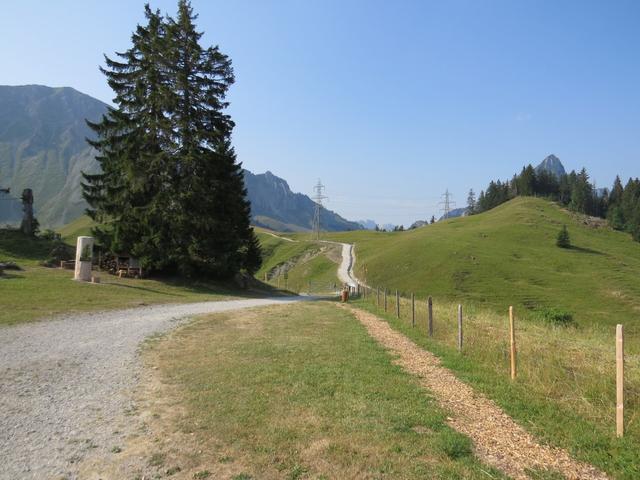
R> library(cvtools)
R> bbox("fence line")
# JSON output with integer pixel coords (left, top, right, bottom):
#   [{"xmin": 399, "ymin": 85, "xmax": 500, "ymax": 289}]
[{"xmin": 352, "ymin": 280, "xmax": 628, "ymax": 438}]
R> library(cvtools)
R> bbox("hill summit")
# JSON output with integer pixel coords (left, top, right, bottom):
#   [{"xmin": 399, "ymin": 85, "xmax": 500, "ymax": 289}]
[{"xmin": 535, "ymin": 154, "xmax": 566, "ymax": 178}]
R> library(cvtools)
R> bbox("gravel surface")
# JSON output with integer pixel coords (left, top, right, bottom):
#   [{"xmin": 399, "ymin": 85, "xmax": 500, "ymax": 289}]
[
  {"xmin": 320, "ymin": 241, "xmax": 357, "ymax": 287},
  {"xmin": 0, "ymin": 297, "xmax": 303, "ymax": 480},
  {"xmin": 346, "ymin": 305, "xmax": 608, "ymax": 480}
]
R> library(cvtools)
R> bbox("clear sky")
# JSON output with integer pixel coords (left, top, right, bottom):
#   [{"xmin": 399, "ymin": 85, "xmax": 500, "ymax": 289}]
[{"xmin": 2, "ymin": 0, "xmax": 639, "ymax": 226}]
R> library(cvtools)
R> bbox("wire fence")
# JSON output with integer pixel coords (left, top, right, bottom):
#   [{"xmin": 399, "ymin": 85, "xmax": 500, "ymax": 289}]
[{"xmin": 351, "ymin": 282, "xmax": 638, "ymax": 439}]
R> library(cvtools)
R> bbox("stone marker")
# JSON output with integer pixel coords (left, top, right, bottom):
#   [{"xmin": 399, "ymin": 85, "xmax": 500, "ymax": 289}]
[{"xmin": 74, "ymin": 236, "xmax": 94, "ymax": 282}]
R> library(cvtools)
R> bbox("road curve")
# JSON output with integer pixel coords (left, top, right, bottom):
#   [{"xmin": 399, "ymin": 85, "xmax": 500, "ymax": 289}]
[
  {"xmin": 0, "ymin": 296, "xmax": 305, "ymax": 480},
  {"xmin": 336, "ymin": 242, "xmax": 358, "ymax": 287}
]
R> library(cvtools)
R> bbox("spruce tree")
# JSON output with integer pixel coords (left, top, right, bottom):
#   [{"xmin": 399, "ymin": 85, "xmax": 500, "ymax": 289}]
[
  {"xmin": 83, "ymin": 1, "xmax": 261, "ymax": 277},
  {"xmin": 556, "ymin": 225, "xmax": 571, "ymax": 248},
  {"xmin": 466, "ymin": 189, "xmax": 476, "ymax": 214},
  {"xmin": 164, "ymin": 0, "xmax": 260, "ymax": 276},
  {"xmin": 83, "ymin": 5, "xmax": 173, "ymax": 267}
]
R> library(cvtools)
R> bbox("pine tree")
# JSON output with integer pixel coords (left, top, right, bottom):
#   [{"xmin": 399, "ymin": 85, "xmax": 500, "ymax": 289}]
[
  {"xmin": 610, "ymin": 175, "xmax": 624, "ymax": 206},
  {"xmin": 517, "ymin": 165, "xmax": 537, "ymax": 196},
  {"xmin": 83, "ymin": 1, "xmax": 261, "ymax": 277},
  {"xmin": 569, "ymin": 168, "xmax": 593, "ymax": 214},
  {"xmin": 466, "ymin": 189, "xmax": 476, "ymax": 214},
  {"xmin": 82, "ymin": 5, "xmax": 174, "ymax": 267},
  {"xmin": 556, "ymin": 225, "xmax": 571, "ymax": 248}
]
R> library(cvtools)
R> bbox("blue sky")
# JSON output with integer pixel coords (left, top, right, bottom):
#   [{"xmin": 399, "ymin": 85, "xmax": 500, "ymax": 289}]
[{"xmin": 2, "ymin": 0, "xmax": 639, "ymax": 226}]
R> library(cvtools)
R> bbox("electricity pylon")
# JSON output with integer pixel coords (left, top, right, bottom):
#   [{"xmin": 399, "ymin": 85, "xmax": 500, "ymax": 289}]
[
  {"xmin": 439, "ymin": 189, "xmax": 456, "ymax": 219},
  {"xmin": 311, "ymin": 180, "xmax": 327, "ymax": 240}
]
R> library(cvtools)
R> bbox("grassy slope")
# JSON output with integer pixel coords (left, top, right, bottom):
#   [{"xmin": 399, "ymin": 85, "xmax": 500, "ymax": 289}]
[
  {"xmin": 255, "ymin": 229, "xmax": 340, "ymax": 293},
  {"xmin": 57, "ymin": 214, "xmax": 95, "ymax": 244},
  {"xmin": 0, "ymin": 229, "xmax": 239, "ymax": 326},
  {"xmin": 276, "ymin": 198, "xmax": 640, "ymax": 477},
  {"xmin": 322, "ymin": 197, "xmax": 640, "ymax": 330},
  {"xmin": 148, "ymin": 302, "xmax": 505, "ymax": 479}
]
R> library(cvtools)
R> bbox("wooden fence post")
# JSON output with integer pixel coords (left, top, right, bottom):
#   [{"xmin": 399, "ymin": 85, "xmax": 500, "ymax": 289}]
[
  {"xmin": 457, "ymin": 304, "xmax": 463, "ymax": 351},
  {"xmin": 428, "ymin": 296, "xmax": 433, "ymax": 337},
  {"xmin": 617, "ymin": 324, "xmax": 624, "ymax": 438},
  {"xmin": 396, "ymin": 290, "xmax": 400, "ymax": 318},
  {"xmin": 377, "ymin": 287, "xmax": 380, "ymax": 308},
  {"xmin": 509, "ymin": 306, "xmax": 517, "ymax": 380},
  {"xmin": 384, "ymin": 289, "xmax": 388, "ymax": 312},
  {"xmin": 411, "ymin": 293, "xmax": 415, "ymax": 327}
]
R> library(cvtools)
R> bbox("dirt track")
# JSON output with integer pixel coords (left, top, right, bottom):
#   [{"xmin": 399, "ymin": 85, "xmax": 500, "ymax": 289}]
[
  {"xmin": 0, "ymin": 297, "xmax": 303, "ymax": 480},
  {"xmin": 345, "ymin": 305, "xmax": 608, "ymax": 480}
]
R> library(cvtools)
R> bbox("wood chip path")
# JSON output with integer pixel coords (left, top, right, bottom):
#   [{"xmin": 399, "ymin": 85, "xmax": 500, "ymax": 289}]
[{"xmin": 345, "ymin": 305, "xmax": 608, "ymax": 480}]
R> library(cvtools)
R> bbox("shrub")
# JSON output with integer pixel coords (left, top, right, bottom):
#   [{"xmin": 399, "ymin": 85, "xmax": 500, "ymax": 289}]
[
  {"xmin": 535, "ymin": 307, "xmax": 574, "ymax": 326},
  {"xmin": 556, "ymin": 225, "xmax": 571, "ymax": 248},
  {"xmin": 40, "ymin": 229, "xmax": 61, "ymax": 241}
]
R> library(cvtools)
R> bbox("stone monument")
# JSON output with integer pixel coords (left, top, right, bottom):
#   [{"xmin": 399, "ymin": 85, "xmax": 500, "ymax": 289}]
[{"xmin": 74, "ymin": 236, "xmax": 94, "ymax": 282}]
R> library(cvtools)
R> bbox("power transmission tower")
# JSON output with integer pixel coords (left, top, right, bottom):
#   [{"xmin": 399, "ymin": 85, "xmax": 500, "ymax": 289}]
[
  {"xmin": 438, "ymin": 189, "xmax": 456, "ymax": 219},
  {"xmin": 311, "ymin": 179, "xmax": 328, "ymax": 240}
]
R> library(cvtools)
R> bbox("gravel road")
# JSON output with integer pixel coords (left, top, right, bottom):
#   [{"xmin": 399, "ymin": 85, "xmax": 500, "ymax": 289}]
[{"xmin": 0, "ymin": 297, "xmax": 303, "ymax": 480}]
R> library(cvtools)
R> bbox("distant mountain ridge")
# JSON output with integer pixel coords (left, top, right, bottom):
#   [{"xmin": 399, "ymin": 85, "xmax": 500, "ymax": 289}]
[
  {"xmin": 439, "ymin": 207, "xmax": 467, "ymax": 221},
  {"xmin": 0, "ymin": 84, "xmax": 360, "ymax": 232},
  {"xmin": 243, "ymin": 170, "xmax": 360, "ymax": 232},
  {"xmin": 357, "ymin": 219, "xmax": 377, "ymax": 230},
  {"xmin": 0, "ymin": 85, "xmax": 106, "ymax": 226}
]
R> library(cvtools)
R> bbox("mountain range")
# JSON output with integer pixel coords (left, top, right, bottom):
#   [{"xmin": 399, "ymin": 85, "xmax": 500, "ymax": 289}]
[{"xmin": 0, "ymin": 85, "xmax": 359, "ymax": 232}]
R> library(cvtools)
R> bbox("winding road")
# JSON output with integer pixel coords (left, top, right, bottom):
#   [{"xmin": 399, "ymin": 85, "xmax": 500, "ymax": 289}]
[
  {"xmin": 0, "ymin": 240, "xmax": 358, "ymax": 479},
  {"xmin": 335, "ymin": 242, "xmax": 358, "ymax": 287},
  {"xmin": 0, "ymin": 297, "xmax": 304, "ymax": 480}
]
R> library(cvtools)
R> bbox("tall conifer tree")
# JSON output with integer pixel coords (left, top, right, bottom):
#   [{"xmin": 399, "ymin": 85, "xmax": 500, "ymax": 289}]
[{"xmin": 83, "ymin": 1, "xmax": 261, "ymax": 277}]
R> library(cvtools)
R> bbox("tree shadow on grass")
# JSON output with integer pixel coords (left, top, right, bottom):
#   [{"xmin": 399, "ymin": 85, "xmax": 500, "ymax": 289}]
[
  {"xmin": 569, "ymin": 245, "xmax": 604, "ymax": 255},
  {"xmin": 101, "ymin": 275, "xmax": 289, "ymax": 300},
  {"xmin": 102, "ymin": 281, "xmax": 186, "ymax": 297}
]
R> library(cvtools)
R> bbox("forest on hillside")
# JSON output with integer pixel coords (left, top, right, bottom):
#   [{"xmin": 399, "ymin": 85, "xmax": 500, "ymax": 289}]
[{"xmin": 469, "ymin": 165, "xmax": 640, "ymax": 241}]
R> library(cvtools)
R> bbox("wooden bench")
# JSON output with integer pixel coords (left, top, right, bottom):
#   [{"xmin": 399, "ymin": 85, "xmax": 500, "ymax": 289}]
[{"xmin": 117, "ymin": 267, "xmax": 143, "ymax": 278}]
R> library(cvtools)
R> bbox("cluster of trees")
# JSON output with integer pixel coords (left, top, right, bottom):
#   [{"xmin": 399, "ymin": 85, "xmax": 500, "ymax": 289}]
[
  {"xmin": 83, "ymin": 1, "xmax": 261, "ymax": 277},
  {"xmin": 467, "ymin": 165, "xmax": 640, "ymax": 241}
]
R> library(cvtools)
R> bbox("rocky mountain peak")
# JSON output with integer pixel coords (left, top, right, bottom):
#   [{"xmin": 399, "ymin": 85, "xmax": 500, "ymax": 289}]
[{"xmin": 535, "ymin": 154, "xmax": 566, "ymax": 178}]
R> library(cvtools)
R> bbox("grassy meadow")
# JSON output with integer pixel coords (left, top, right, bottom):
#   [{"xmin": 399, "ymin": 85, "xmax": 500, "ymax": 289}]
[
  {"xmin": 142, "ymin": 302, "xmax": 505, "ymax": 479},
  {"xmin": 0, "ymin": 229, "xmax": 240, "ymax": 326},
  {"xmin": 315, "ymin": 197, "xmax": 640, "ymax": 330},
  {"xmin": 265, "ymin": 197, "xmax": 640, "ymax": 478},
  {"xmin": 57, "ymin": 214, "xmax": 95, "ymax": 244}
]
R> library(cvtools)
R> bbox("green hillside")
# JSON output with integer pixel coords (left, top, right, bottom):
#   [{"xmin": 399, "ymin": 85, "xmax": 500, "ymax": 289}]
[
  {"xmin": 0, "ymin": 85, "xmax": 107, "ymax": 227},
  {"xmin": 298, "ymin": 197, "xmax": 640, "ymax": 477},
  {"xmin": 323, "ymin": 197, "xmax": 640, "ymax": 329},
  {"xmin": 57, "ymin": 214, "xmax": 95, "ymax": 244},
  {"xmin": 255, "ymin": 228, "xmax": 340, "ymax": 293}
]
